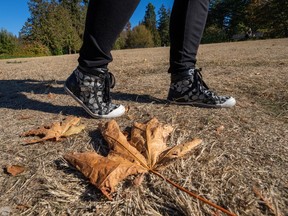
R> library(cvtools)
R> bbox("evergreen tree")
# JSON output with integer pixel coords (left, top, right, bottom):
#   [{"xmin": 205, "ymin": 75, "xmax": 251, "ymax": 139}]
[
  {"xmin": 20, "ymin": 0, "xmax": 86, "ymax": 55},
  {"xmin": 0, "ymin": 29, "xmax": 17, "ymax": 55},
  {"xmin": 253, "ymin": 0, "xmax": 288, "ymax": 37},
  {"xmin": 142, "ymin": 3, "xmax": 161, "ymax": 46},
  {"xmin": 206, "ymin": 0, "xmax": 287, "ymax": 40},
  {"xmin": 143, "ymin": 3, "xmax": 157, "ymax": 31},
  {"xmin": 44, "ymin": 3, "xmax": 82, "ymax": 54},
  {"xmin": 58, "ymin": 0, "xmax": 88, "ymax": 39},
  {"xmin": 208, "ymin": 0, "xmax": 250, "ymax": 37},
  {"xmin": 157, "ymin": 4, "xmax": 170, "ymax": 46},
  {"xmin": 20, "ymin": 0, "xmax": 50, "ymax": 42}
]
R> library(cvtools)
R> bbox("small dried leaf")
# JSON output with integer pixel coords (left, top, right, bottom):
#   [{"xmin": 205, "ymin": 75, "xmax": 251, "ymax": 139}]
[
  {"xmin": 21, "ymin": 116, "xmax": 85, "ymax": 144},
  {"xmin": 6, "ymin": 165, "xmax": 26, "ymax": 176},
  {"xmin": 125, "ymin": 106, "xmax": 131, "ymax": 113},
  {"xmin": 133, "ymin": 173, "xmax": 145, "ymax": 187},
  {"xmin": 17, "ymin": 114, "xmax": 32, "ymax": 120},
  {"xmin": 62, "ymin": 124, "xmax": 86, "ymax": 137},
  {"xmin": 127, "ymin": 114, "xmax": 135, "ymax": 120},
  {"xmin": 16, "ymin": 204, "xmax": 30, "ymax": 210},
  {"xmin": 47, "ymin": 92, "xmax": 56, "ymax": 99},
  {"xmin": 216, "ymin": 125, "xmax": 225, "ymax": 135}
]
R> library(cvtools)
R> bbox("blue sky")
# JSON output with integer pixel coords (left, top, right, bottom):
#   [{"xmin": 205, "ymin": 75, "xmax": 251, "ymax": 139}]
[{"xmin": 0, "ymin": 0, "xmax": 173, "ymax": 36}]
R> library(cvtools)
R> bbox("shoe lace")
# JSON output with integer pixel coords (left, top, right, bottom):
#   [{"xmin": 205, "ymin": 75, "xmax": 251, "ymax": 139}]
[
  {"xmin": 193, "ymin": 68, "xmax": 209, "ymax": 90},
  {"xmin": 193, "ymin": 68, "xmax": 219, "ymax": 99},
  {"xmin": 109, "ymin": 72, "xmax": 116, "ymax": 88},
  {"xmin": 103, "ymin": 71, "xmax": 116, "ymax": 103}
]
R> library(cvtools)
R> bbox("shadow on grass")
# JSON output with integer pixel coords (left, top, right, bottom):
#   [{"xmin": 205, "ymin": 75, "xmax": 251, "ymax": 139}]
[
  {"xmin": 0, "ymin": 79, "xmax": 166, "ymax": 117},
  {"xmin": 0, "ymin": 79, "xmax": 86, "ymax": 116},
  {"xmin": 112, "ymin": 91, "xmax": 167, "ymax": 104},
  {"xmin": 87, "ymin": 129, "xmax": 110, "ymax": 156},
  {"xmin": 54, "ymin": 158, "xmax": 105, "ymax": 202}
]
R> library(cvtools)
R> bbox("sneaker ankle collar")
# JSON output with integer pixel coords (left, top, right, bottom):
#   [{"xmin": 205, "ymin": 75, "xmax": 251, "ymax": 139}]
[
  {"xmin": 171, "ymin": 68, "xmax": 201, "ymax": 83},
  {"xmin": 77, "ymin": 65, "xmax": 108, "ymax": 76}
]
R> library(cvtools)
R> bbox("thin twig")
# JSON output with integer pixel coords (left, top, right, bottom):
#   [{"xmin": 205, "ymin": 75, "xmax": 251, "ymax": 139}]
[
  {"xmin": 253, "ymin": 186, "xmax": 282, "ymax": 216},
  {"xmin": 150, "ymin": 169, "xmax": 237, "ymax": 216}
]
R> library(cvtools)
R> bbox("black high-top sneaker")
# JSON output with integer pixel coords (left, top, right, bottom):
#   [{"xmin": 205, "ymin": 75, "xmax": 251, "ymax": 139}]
[
  {"xmin": 167, "ymin": 68, "xmax": 236, "ymax": 108},
  {"xmin": 64, "ymin": 67, "xmax": 125, "ymax": 118}
]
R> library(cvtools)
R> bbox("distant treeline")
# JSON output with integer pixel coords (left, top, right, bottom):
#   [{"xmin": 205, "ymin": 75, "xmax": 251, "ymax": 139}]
[{"xmin": 1, "ymin": 0, "xmax": 287, "ymax": 58}]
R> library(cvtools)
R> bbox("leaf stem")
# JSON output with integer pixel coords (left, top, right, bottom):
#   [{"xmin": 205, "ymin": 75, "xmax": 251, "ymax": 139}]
[{"xmin": 150, "ymin": 170, "xmax": 237, "ymax": 216}]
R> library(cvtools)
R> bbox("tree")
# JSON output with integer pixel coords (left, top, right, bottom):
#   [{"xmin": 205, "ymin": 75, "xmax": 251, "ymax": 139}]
[
  {"xmin": 142, "ymin": 3, "xmax": 161, "ymax": 46},
  {"xmin": 201, "ymin": 24, "xmax": 227, "ymax": 43},
  {"xmin": 207, "ymin": 0, "xmax": 251, "ymax": 37},
  {"xmin": 20, "ymin": 0, "xmax": 86, "ymax": 55},
  {"xmin": 58, "ymin": 0, "xmax": 88, "ymax": 40},
  {"xmin": 113, "ymin": 21, "xmax": 132, "ymax": 50},
  {"xmin": 44, "ymin": 3, "xmax": 82, "ymax": 54},
  {"xmin": 143, "ymin": 3, "xmax": 157, "ymax": 31},
  {"xmin": 253, "ymin": 0, "xmax": 288, "ymax": 37},
  {"xmin": 113, "ymin": 33, "xmax": 127, "ymax": 50},
  {"xmin": 126, "ymin": 25, "xmax": 154, "ymax": 48},
  {"xmin": 0, "ymin": 29, "xmax": 17, "ymax": 55},
  {"xmin": 20, "ymin": 0, "xmax": 50, "ymax": 42},
  {"xmin": 157, "ymin": 4, "xmax": 170, "ymax": 46}
]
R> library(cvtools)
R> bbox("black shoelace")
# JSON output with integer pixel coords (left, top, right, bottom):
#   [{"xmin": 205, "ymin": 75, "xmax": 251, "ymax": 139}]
[
  {"xmin": 193, "ymin": 68, "xmax": 220, "ymax": 99},
  {"xmin": 193, "ymin": 68, "xmax": 209, "ymax": 90},
  {"xmin": 103, "ymin": 71, "xmax": 116, "ymax": 103}
]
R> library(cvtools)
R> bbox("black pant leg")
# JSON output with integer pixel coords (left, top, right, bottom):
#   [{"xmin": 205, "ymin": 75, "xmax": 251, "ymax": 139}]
[
  {"xmin": 78, "ymin": 0, "xmax": 140, "ymax": 72},
  {"xmin": 169, "ymin": 0, "xmax": 210, "ymax": 74}
]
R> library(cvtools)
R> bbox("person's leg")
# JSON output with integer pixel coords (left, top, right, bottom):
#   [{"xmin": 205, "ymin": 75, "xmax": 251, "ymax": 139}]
[
  {"xmin": 65, "ymin": 0, "xmax": 140, "ymax": 118},
  {"xmin": 78, "ymin": 0, "xmax": 140, "ymax": 73},
  {"xmin": 168, "ymin": 0, "xmax": 236, "ymax": 108},
  {"xmin": 169, "ymin": 0, "xmax": 209, "ymax": 73}
]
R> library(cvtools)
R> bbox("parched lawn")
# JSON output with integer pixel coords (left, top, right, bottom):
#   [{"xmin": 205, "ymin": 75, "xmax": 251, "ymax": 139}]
[{"xmin": 0, "ymin": 38, "xmax": 287, "ymax": 216}]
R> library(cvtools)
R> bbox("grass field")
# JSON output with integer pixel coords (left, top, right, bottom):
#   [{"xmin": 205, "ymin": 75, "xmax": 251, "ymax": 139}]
[{"xmin": 0, "ymin": 38, "xmax": 287, "ymax": 216}]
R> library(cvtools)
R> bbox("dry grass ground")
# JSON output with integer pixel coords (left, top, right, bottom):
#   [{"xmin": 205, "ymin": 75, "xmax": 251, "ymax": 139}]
[{"xmin": 0, "ymin": 38, "xmax": 287, "ymax": 216}]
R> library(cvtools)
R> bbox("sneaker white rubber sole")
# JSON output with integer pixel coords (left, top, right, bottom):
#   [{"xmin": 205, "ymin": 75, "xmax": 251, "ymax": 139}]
[
  {"xmin": 64, "ymin": 83, "xmax": 125, "ymax": 118},
  {"xmin": 168, "ymin": 97, "xmax": 236, "ymax": 108}
]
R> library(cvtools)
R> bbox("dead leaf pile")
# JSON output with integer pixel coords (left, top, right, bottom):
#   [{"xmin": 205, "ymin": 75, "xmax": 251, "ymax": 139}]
[
  {"xmin": 21, "ymin": 116, "xmax": 85, "ymax": 144},
  {"xmin": 65, "ymin": 118, "xmax": 201, "ymax": 199}
]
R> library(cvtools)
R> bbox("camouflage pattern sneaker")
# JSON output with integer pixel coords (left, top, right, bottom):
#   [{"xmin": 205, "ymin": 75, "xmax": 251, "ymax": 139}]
[
  {"xmin": 167, "ymin": 68, "xmax": 236, "ymax": 108},
  {"xmin": 64, "ymin": 67, "xmax": 125, "ymax": 118}
]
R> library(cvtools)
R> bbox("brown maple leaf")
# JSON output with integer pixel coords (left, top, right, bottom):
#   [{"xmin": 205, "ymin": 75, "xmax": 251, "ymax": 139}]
[
  {"xmin": 64, "ymin": 118, "xmax": 237, "ymax": 216},
  {"xmin": 64, "ymin": 118, "xmax": 201, "ymax": 199},
  {"xmin": 21, "ymin": 116, "xmax": 85, "ymax": 144}
]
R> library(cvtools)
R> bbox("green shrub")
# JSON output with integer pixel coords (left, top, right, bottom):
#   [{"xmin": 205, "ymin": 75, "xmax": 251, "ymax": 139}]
[
  {"xmin": 202, "ymin": 25, "xmax": 228, "ymax": 44},
  {"xmin": 126, "ymin": 25, "xmax": 154, "ymax": 48},
  {"xmin": 19, "ymin": 41, "xmax": 51, "ymax": 56},
  {"xmin": 113, "ymin": 32, "xmax": 127, "ymax": 50},
  {"xmin": 0, "ymin": 29, "xmax": 17, "ymax": 55},
  {"xmin": 2, "ymin": 41, "xmax": 51, "ymax": 58}
]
